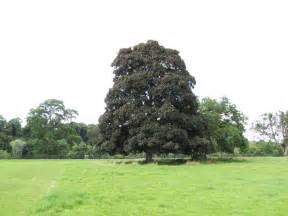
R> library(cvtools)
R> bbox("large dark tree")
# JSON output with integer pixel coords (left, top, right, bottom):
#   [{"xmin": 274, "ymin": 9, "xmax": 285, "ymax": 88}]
[{"xmin": 98, "ymin": 40, "xmax": 207, "ymax": 161}]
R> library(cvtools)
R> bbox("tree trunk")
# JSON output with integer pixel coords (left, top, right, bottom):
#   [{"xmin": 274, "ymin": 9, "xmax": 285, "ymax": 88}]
[
  {"xmin": 191, "ymin": 152, "xmax": 207, "ymax": 161},
  {"xmin": 145, "ymin": 152, "xmax": 153, "ymax": 163},
  {"xmin": 284, "ymin": 145, "xmax": 288, "ymax": 156}
]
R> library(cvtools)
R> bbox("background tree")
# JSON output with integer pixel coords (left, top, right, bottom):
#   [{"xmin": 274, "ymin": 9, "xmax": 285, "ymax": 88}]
[
  {"xmin": 98, "ymin": 40, "xmax": 207, "ymax": 161},
  {"xmin": 253, "ymin": 111, "xmax": 288, "ymax": 156},
  {"xmin": 244, "ymin": 140, "xmax": 283, "ymax": 156},
  {"xmin": 68, "ymin": 142, "xmax": 92, "ymax": 159},
  {"xmin": 200, "ymin": 97, "xmax": 248, "ymax": 154},
  {"xmin": 0, "ymin": 115, "xmax": 12, "ymax": 152},
  {"xmin": 86, "ymin": 124, "xmax": 104, "ymax": 148},
  {"xmin": 0, "ymin": 150, "xmax": 10, "ymax": 159},
  {"xmin": 6, "ymin": 118, "xmax": 22, "ymax": 138},
  {"xmin": 26, "ymin": 99, "xmax": 81, "ymax": 156},
  {"xmin": 10, "ymin": 139, "xmax": 26, "ymax": 158},
  {"xmin": 0, "ymin": 116, "xmax": 23, "ymax": 153},
  {"xmin": 70, "ymin": 122, "xmax": 89, "ymax": 143}
]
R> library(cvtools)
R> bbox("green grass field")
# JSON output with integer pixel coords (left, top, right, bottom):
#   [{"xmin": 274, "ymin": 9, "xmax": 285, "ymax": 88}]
[{"xmin": 0, "ymin": 158, "xmax": 288, "ymax": 216}]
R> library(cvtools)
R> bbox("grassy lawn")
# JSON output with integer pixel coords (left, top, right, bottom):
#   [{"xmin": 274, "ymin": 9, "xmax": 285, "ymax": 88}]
[{"xmin": 0, "ymin": 158, "xmax": 288, "ymax": 216}]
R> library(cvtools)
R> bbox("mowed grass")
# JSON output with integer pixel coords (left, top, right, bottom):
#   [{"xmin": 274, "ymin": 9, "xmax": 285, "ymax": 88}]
[{"xmin": 0, "ymin": 158, "xmax": 288, "ymax": 216}]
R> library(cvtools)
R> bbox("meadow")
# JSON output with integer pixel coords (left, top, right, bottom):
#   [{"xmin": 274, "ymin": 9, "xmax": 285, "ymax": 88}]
[{"xmin": 0, "ymin": 157, "xmax": 288, "ymax": 216}]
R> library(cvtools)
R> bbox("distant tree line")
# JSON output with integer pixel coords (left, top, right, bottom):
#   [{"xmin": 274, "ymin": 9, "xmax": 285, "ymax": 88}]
[
  {"xmin": 0, "ymin": 99, "xmax": 104, "ymax": 159},
  {"xmin": 0, "ymin": 40, "xmax": 285, "ymax": 160},
  {"xmin": 0, "ymin": 97, "xmax": 283, "ymax": 160}
]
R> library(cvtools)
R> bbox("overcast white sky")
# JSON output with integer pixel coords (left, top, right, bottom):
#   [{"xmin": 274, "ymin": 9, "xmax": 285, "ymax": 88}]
[{"xmin": 1, "ymin": 0, "xmax": 288, "ymax": 139}]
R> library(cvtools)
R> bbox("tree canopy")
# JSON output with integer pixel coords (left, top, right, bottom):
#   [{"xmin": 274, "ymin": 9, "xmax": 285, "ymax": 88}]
[
  {"xmin": 200, "ymin": 97, "xmax": 248, "ymax": 154},
  {"xmin": 25, "ymin": 99, "xmax": 81, "ymax": 156},
  {"xmin": 98, "ymin": 40, "xmax": 207, "ymax": 161},
  {"xmin": 253, "ymin": 111, "xmax": 288, "ymax": 156}
]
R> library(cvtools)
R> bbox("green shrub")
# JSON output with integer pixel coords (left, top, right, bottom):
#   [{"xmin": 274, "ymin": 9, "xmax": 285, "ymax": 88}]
[
  {"xmin": 208, "ymin": 152, "xmax": 235, "ymax": 158},
  {"xmin": 68, "ymin": 143, "xmax": 92, "ymax": 159},
  {"xmin": 0, "ymin": 150, "xmax": 11, "ymax": 159},
  {"xmin": 244, "ymin": 141, "xmax": 283, "ymax": 156},
  {"xmin": 10, "ymin": 139, "xmax": 26, "ymax": 158},
  {"xmin": 55, "ymin": 139, "xmax": 69, "ymax": 158}
]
